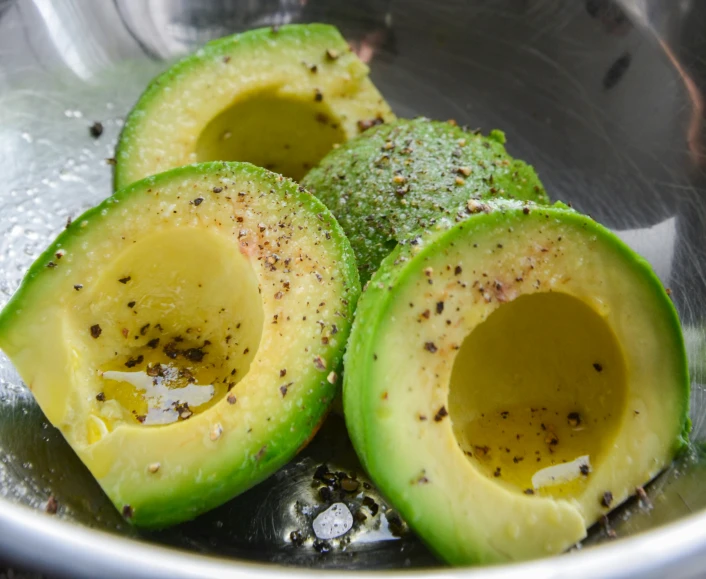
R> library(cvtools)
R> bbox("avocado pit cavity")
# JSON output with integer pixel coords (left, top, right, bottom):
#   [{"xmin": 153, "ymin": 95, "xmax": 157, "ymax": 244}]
[
  {"xmin": 448, "ymin": 292, "xmax": 627, "ymax": 500},
  {"xmin": 84, "ymin": 226, "xmax": 263, "ymax": 440},
  {"xmin": 195, "ymin": 89, "xmax": 347, "ymax": 181}
]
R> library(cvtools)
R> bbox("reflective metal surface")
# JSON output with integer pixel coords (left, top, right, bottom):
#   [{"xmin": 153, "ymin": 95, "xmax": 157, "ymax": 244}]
[{"xmin": 2, "ymin": 0, "xmax": 706, "ymax": 576}]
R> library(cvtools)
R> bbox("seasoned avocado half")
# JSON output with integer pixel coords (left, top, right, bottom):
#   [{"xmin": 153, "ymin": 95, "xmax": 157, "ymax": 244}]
[
  {"xmin": 302, "ymin": 118, "xmax": 549, "ymax": 283},
  {"xmin": 0, "ymin": 162, "xmax": 360, "ymax": 528},
  {"xmin": 115, "ymin": 24, "xmax": 394, "ymax": 188},
  {"xmin": 344, "ymin": 200, "xmax": 689, "ymax": 564}
]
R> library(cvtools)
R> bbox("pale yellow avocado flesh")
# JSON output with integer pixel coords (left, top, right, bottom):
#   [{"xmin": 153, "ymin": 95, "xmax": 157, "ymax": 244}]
[
  {"xmin": 344, "ymin": 203, "xmax": 688, "ymax": 564},
  {"xmin": 450, "ymin": 292, "xmax": 627, "ymax": 501},
  {"xmin": 115, "ymin": 24, "xmax": 395, "ymax": 188},
  {"xmin": 0, "ymin": 162, "xmax": 360, "ymax": 527}
]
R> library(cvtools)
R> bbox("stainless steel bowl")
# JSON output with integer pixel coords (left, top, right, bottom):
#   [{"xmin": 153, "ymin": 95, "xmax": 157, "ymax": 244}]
[{"xmin": 2, "ymin": 0, "xmax": 706, "ymax": 577}]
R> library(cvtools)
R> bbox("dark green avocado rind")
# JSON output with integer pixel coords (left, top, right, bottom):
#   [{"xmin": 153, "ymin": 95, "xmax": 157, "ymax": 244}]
[
  {"xmin": 0, "ymin": 162, "xmax": 361, "ymax": 528},
  {"xmin": 302, "ymin": 118, "xmax": 550, "ymax": 284},
  {"xmin": 343, "ymin": 200, "xmax": 690, "ymax": 564},
  {"xmin": 114, "ymin": 23, "xmax": 349, "ymax": 191}
]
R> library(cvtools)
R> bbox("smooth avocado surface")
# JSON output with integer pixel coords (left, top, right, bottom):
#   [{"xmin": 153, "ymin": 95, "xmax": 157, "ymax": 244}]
[
  {"xmin": 302, "ymin": 118, "xmax": 549, "ymax": 283},
  {"xmin": 344, "ymin": 200, "xmax": 689, "ymax": 564},
  {"xmin": 0, "ymin": 162, "xmax": 360, "ymax": 527},
  {"xmin": 115, "ymin": 24, "xmax": 395, "ymax": 188}
]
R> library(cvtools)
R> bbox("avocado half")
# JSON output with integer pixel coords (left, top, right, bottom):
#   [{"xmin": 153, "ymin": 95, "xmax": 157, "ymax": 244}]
[
  {"xmin": 0, "ymin": 162, "xmax": 360, "ymax": 528},
  {"xmin": 344, "ymin": 200, "xmax": 689, "ymax": 564},
  {"xmin": 301, "ymin": 118, "xmax": 549, "ymax": 283},
  {"xmin": 115, "ymin": 24, "xmax": 395, "ymax": 188}
]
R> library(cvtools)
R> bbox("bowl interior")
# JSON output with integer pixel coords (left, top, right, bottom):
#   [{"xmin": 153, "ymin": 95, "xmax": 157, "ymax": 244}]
[{"xmin": 2, "ymin": 0, "xmax": 706, "ymax": 571}]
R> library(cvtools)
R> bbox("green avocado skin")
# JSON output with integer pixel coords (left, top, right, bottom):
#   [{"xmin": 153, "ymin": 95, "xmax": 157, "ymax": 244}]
[{"xmin": 302, "ymin": 118, "xmax": 549, "ymax": 283}]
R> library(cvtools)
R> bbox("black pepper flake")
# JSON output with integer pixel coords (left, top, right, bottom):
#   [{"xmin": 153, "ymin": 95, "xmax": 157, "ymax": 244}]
[
  {"xmin": 314, "ymin": 88, "xmax": 323, "ymax": 102},
  {"xmin": 312, "ymin": 540, "xmax": 331, "ymax": 554},
  {"xmin": 140, "ymin": 323, "xmax": 150, "ymax": 336},
  {"xmin": 580, "ymin": 464, "xmax": 591, "ymax": 476},
  {"xmin": 122, "ymin": 505, "xmax": 133, "ymax": 518},
  {"xmin": 601, "ymin": 491, "xmax": 614, "ymax": 508},
  {"xmin": 127, "ymin": 301, "xmax": 136, "ymax": 308},
  {"xmin": 89, "ymin": 121, "xmax": 103, "ymax": 138},
  {"xmin": 96, "ymin": 392, "xmax": 106, "ymax": 402},
  {"xmin": 146, "ymin": 364, "xmax": 162, "ymax": 377},
  {"xmin": 125, "ymin": 355, "xmax": 144, "ymax": 368},
  {"xmin": 147, "ymin": 338, "xmax": 160, "ymax": 349},
  {"xmin": 46, "ymin": 261, "xmax": 57, "ymax": 268},
  {"xmin": 227, "ymin": 393, "xmax": 236, "ymax": 405},
  {"xmin": 280, "ymin": 369, "xmax": 287, "ymax": 377},
  {"xmin": 593, "ymin": 363, "xmax": 603, "ymax": 372},
  {"xmin": 434, "ymin": 406, "xmax": 448, "ymax": 422},
  {"xmin": 362, "ymin": 496, "xmax": 379, "ymax": 516},
  {"xmin": 424, "ymin": 342, "xmax": 438, "ymax": 353},
  {"xmin": 523, "ymin": 206, "xmax": 530, "ymax": 215},
  {"xmin": 184, "ymin": 348, "xmax": 205, "ymax": 362},
  {"xmin": 212, "ymin": 186, "xmax": 223, "ymax": 193},
  {"xmin": 74, "ymin": 284, "xmax": 83, "ymax": 291},
  {"xmin": 192, "ymin": 197, "xmax": 204, "ymax": 206},
  {"xmin": 568, "ymin": 412, "xmax": 582, "ymax": 427},
  {"xmin": 280, "ymin": 382, "xmax": 292, "ymax": 397},
  {"xmin": 524, "ymin": 489, "xmax": 535, "ymax": 495},
  {"xmin": 493, "ymin": 467, "xmax": 502, "ymax": 478},
  {"xmin": 357, "ymin": 116, "xmax": 384, "ymax": 132},
  {"xmin": 436, "ymin": 301, "xmax": 444, "ymax": 314},
  {"xmin": 105, "ymin": 157, "xmax": 117, "ymax": 166},
  {"xmin": 340, "ymin": 477, "xmax": 360, "ymax": 492},
  {"xmin": 90, "ymin": 324, "xmax": 102, "ymax": 338},
  {"xmin": 45, "ymin": 495, "xmax": 58, "ymax": 514},
  {"xmin": 118, "ymin": 276, "xmax": 131, "ymax": 284},
  {"xmin": 290, "ymin": 530, "xmax": 304, "ymax": 546},
  {"xmin": 454, "ymin": 265, "xmax": 462, "ymax": 275},
  {"xmin": 636, "ymin": 486, "xmax": 652, "ymax": 509}
]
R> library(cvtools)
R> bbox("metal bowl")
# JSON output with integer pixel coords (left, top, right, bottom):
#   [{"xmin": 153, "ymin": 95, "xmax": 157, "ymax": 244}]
[{"xmin": 2, "ymin": 0, "xmax": 706, "ymax": 576}]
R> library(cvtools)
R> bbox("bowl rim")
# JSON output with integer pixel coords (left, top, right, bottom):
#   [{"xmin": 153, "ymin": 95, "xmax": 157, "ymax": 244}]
[{"xmin": 2, "ymin": 498, "xmax": 706, "ymax": 578}]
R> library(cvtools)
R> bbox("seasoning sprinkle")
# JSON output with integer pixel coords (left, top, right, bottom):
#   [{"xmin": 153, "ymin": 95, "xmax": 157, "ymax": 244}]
[
  {"xmin": 424, "ymin": 342, "xmax": 438, "ymax": 353},
  {"xmin": 434, "ymin": 406, "xmax": 448, "ymax": 421},
  {"xmin": 313, "ymin": 356, "xmax": 327, "ymax": 371},
  {"xmin": 210, "ymin": 423, "xmax": 223, "ymax": 441},
  {"xmin": 601, "ymin": 491, "xmax": 613, "ymax": 508},
  {"xmin": 89, "ymin": 122, "xmax": 103, "ymax": 138},
  {"xmin": 90, "ymin": 324, "xmax": 102, "ymax": 338},
  {"xmin": 45, "ymin": 495, "xmax": 58, "ymax": 514},
  {"xmin": 567, "ymin": 412, "xmax": 582, "ymax": 427}
]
